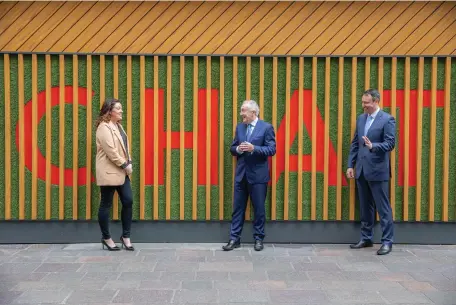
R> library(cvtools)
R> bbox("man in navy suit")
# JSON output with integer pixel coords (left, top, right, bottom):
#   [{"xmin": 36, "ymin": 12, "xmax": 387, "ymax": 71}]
[
  {"xmin": 347, "ymin": 89, "xmax": 396, "ymax": 255},
  {"xmin": 223, "ymin": 100, "xmax": 276, "ymax": 251}
]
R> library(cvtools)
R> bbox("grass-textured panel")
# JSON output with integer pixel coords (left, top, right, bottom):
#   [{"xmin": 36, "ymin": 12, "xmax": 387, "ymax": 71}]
[{"xmin": 0, "ymin": 54, "xmax": 455, "ymax": 222}]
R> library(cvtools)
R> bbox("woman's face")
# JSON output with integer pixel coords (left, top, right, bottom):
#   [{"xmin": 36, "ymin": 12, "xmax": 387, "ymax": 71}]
[{"xmin": 110, "ymin": 102, "xmax": 123, "ymax": 122}]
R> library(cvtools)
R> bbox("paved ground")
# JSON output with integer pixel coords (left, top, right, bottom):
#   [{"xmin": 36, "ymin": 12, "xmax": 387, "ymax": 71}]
[{"xmin": 0, "ymin": 243, "xmax": 455, "ymax": 304}]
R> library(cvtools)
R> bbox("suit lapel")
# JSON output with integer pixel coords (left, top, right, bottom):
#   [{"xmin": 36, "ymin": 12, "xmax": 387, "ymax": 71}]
[
  {"xmin": 118, "ymin": 124, "xmax": 130, "ymax": 156},
  {"xmin": 249, "ymin": 120, "xmax": 262, "ymax": 141},
  {"xmin": 367, "ymin": 110, "xmax": 383, "ymax": 137},
  {"xmin": 109, "ymin": 122, "xmax": 127, "ymax": 155},
  {"xmin": 240, "ymin": 123, "xmax": 247, "ymax": 142},
  {"xmin": 360, "ymin": 114, "xmax": 368, "ymax": 137}
]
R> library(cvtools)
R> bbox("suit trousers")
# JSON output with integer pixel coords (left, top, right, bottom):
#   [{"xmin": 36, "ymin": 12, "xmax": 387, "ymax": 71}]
[
  {"xmin": 98, "ymin": 176, "xmax": 133, "ymax": 240},
  {"xmin": 230, "ymin": 175, "xmax": 267, "ymax": 242},
  {"xmin": 356, "ymin": 172, "xmax": 394, "ymax": 245}
]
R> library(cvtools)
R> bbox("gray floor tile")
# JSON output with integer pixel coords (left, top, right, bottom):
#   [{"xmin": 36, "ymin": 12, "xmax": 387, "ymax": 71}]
[
  {"xmin": 172, "ymin": 289, "xmax": 218, "ymax": 304},
  {"xmin": 113, "ymin": 289, "xmax": 173, "ymax": 303},
  {"xmin": 0, "ymin": 242, "xmax": 454, "ymax": 304},
  {"xmin": 425, "ymin": 291, "xmax": 456, "ymax": 304},
  {"xmin": 12, "ymin": 289, "xmax": 72, "ymax": 304}
]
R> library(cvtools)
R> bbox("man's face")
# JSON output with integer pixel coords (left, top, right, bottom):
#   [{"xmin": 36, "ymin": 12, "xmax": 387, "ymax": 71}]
[
  {"xmin": 362, "ymin": 94, "xmax": 378, "ymax": 114},
  {"xmin": 240, "ymin": 104, "xmax": 256, "ymax": 124}
]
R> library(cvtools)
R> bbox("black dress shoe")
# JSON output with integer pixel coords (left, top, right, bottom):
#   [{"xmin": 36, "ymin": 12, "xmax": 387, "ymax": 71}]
[
  {"xmin": 101, "ymin": 239, "xmax": 120, "ymax": 251},
  {"xmin": 222, "ymin": 240, "xmax": 240, "ymax": 251},
  {"xmin": 377, "ymin": 244, "xmax": 392, "ymax": 255},
  {"xmin": 349, "ymin": 240, "xmax": 373, "ymax": 249},
  {"xmin": 254, "ymin": 240, "xmax": 264, "ymax": 251},
  {"xmin": 120, "ymin": 236, "xmax": 135, "ymax": 251}
]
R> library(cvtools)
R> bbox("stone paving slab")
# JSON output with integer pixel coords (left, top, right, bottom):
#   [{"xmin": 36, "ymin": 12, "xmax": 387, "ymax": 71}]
[{"xmin": 0, "ymin": 243, "xmax": 455, "ymax": 304}]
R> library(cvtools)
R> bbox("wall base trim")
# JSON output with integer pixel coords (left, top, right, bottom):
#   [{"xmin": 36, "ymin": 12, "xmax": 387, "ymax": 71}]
[{"xmin": 0, "ymin": 220, "xmax": 455, "ymax": 244}]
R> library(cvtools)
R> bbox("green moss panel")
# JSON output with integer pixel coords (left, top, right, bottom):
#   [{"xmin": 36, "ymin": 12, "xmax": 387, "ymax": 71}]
[{"xmin": 0, "ymin": 55, "xmax": 454, "ymax": 222}]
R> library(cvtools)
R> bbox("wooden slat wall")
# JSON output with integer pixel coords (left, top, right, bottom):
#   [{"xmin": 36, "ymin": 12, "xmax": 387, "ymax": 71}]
[
  {"xmin": 1, "ymin": 53, "xmax": 455, "ymax": 222},
  {"xmin": 1, "ymin": 1, "xmax": 455, "ymax": 56}
]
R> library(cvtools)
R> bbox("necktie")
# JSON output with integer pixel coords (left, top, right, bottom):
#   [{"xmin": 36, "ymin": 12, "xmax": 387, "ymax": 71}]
[
  {"xmin": 364, "ymin": 115, "xmax": 373, "ymax": 136},
  {"xmin": 246, "ymin": 124, "xmax": 253, "ymax": 141}
]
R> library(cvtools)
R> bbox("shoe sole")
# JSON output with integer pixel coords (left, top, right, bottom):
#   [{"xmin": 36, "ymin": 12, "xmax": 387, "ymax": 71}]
[
  {"xmin": 222, "ymin": 244, "xmax": 240, "ymax": 251},
  {"xmin": 377, "ymin": 248, "xmax": 392, "ymax": 255},
  {"xmin": 349, "ymin": 244, "xmax": 373, "ymax": 249}
]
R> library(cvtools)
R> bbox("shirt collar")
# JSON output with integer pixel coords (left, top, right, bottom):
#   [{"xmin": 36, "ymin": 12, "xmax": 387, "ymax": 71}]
[
  {"xmin": 369, "ymin": 107, "xmax": 380, "ymax": 119},
  {"xmin": 249, "ymin": 117, "xmax": 259, "ymax": 127}
]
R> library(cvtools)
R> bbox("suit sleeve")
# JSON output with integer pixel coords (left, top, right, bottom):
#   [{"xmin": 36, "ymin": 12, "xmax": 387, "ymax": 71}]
[
  {"xmin": 371, "ymin": 116, "xmax": 396, "ymax": 153},
  {"xmin": 347, "ymin": 122, "xmax": 359, "ymax": 168},
  {"xmin": 253, "ymin": 125, "xmax": 276, "ymax": 157},
  {"xmin": 97, "ymin": 124, "xmax": 128, "ymax": 167},
  {"xmin": 230, "ymin": 125, "xmax": 242, "ymax": 156}
]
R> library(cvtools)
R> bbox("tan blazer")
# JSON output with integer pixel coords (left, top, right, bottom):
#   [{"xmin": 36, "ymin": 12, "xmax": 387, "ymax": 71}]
[{"xmin": 95, "ymin": 121, "xmax": 131, "ymax": 186}]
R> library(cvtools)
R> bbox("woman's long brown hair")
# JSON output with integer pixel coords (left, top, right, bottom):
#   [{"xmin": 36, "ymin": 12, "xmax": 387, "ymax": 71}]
[{"xmin": 94, "ymin": 98, "xmax": 121, "ymax": 128}]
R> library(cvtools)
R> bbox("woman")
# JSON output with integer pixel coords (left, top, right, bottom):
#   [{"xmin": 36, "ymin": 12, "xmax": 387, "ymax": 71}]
[{"xmin": 95, "ymin": 98, "xmax": 134, "ymax": 251}]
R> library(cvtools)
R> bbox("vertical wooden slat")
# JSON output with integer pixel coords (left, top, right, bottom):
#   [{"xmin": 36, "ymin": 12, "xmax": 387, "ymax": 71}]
[
  {"xmin": 85, "ymin": 55, "xmax": 92, "ymax": 220},
  {"xmin": 126, "ymin": 55, "xmax": 132, "ymax": 219},
  {"xmin": 206, "ymin": 56, "xmax": 211, "ymax": 220},
  {"xmin": 246, "ymin": 56, "xmax": 251, "ymax": 99},
  {"xmin": 126, "ymin": 56, "xmax": 132, "ymax": 157},
  {"xmin": 166, "ymin": 56, "xmax": 172, "ymax": 220},
  {"xmin": 416, "ymin": 57, "xmax": 424, "ymax": 221},
  {"xmin": 18, "ymin": 54, "xmax": 24, "ymax": 220},
  {"xmin": 403, "ymin": 57, "xmax": 410, "ymax": 221},
  {"xmin": 311, "ymin": 57, "xmax": 317, "ymax": 220},
  {"xmin": 232, "ymin": 56, "xmax": 238, "ymax": 220},
  {"xmin": 390, "ymin": 57, "xmax": 397, "ymax": 220},
  {"xmin": 442, "ymin": 57, "xmax": 451, "ymax": 222},
  {"xmin": 259, "ymin": 57, "xmax": 265, "ymax": 217},
  {"xmin": 378, "ymin": 57, "xmax": 384, "ymax": 108},
  {"xmin": 219, "ymin": 57, "xmax": 224, "ymax": 220},
  {"xmin": 4, "ymin": 54, "xmax": 11, "ymax": 220},
  {"xmin": 192, "ymin": 56, "xmax": 198, "ymax": 220},
  {"xmin": 59, "ymin": 55, "xmax": 65, "ymax": 220},
  {"xmin": 336, "ymin": 57, "xmax": 343, "ymax": 220},
  {"xmin": 365, "ymin": 58, "xmax": 371, "ymax": 224},
  {"xmin": 99, "ymin": 54, "xmax": 105, "ymax": 220},
  {"xmin": 377, "ymin": 57, "xmax": 384, "ymax": 222},
  {"xmin": 180, "ymin": 56, "xmax": 185, "ymax": 220},
  {"xmin": 110, "ymin": 56, "xmax": 119, "ymax": 219},
  {"xmin": 364, "ymin": 58, "xmax": 372, "ymax": 223},
  {"xmin": 245, "ymin": 56, "xmax": 251, "ymax": 221},
  {"xmin": 72, "ymin": 55, "xmax": 78, "ymax": 220},
  {"xmin": 32, "ymin": 54, "xmax": 38, "ymax": 220},
  {"xmin": 374, "ymin": 57, "xmax": 383, "ymax": 221},
  {"xmin": 100, "ymin": 55, "xmax": 105, "ymax": 105},
  {"xmin": 376, "ymin": 54, "xmax": 383, "ymax": 212},
  {"xmin": 45, "ymin": 55, "xmax": 51, "ymax": 220},
  {"xmin": 298, "ymin": 57, "xmax": 303, "ymax": 220},
  {"xmin": 429, "ymin": 57, "xmax": 437, "ymax": 221},
  {"xmin": 349, "ymin": 57, "xmax": 357, "ymax": 221},
  {"xmin": 153, "ymin": 56, "xmax": 159, "ymax": 220},
  {"xmin": 139, "ymin": 56, "xmax": 145, "ymax": 220},
  {"xmin": 260, "ymin": 57, "xmax": 264, "ymax": 119},
  {"xmin": 323, "ymin": 57, "xmax": 330, "ymax": 220},
  {"xmin": 284, "ymin": 57, "xmax": 291, "ymax": 220},
  {"xmin": 271, "ymin": 57, "xmax": 277, "ymax": 220}
]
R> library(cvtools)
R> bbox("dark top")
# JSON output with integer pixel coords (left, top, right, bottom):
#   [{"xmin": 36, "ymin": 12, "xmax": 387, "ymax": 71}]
[{"xmin": 117, "ymin": 123, "xmax": 130, "ymax": 165}]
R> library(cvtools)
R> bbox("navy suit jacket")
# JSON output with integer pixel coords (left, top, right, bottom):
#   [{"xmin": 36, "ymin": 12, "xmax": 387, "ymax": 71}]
[
  {"xmin": 347, "ymin": 110, "xmax": 396, "ymax": 181},
  {"xmin": 230, "ymin": 120, "xmax": 276, "ymax": 184}
]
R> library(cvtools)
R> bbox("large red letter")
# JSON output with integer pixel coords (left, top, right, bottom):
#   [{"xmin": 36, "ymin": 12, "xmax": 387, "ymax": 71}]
[
  {"xmin": 144, "ymin": 88, "xmax": 219, "ymax": 186},
  {"xmin": 17, "ymin": 86, "xmax": 95, "ymax": 186},
  {"xmin": 275, "ymin": 90, "xmax": 347, "ymax": 186}
]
